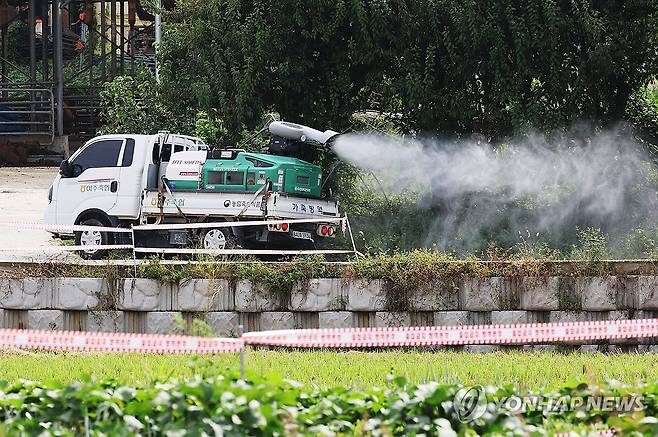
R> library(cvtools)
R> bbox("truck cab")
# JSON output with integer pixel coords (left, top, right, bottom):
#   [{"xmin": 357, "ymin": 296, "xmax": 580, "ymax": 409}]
[{"xmin": 44, "ymin": 133, "xmax": 207, "ymax": 233}]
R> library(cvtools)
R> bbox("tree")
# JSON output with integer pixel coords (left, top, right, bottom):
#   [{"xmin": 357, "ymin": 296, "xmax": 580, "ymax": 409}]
[
  {"xmin": 158, "ymin": 0, "xmax": 392, "ymax": 138},
  {"xmin": 99, "ymin": 67, "xmax": 194, "ymax": 135},
  {"xmin": 159, "ymin": 0, "xmax": 658, "ymax": 140},
  {"xmin": 384, "ymin": 0, "xmax": 658, "ymax": 138}
]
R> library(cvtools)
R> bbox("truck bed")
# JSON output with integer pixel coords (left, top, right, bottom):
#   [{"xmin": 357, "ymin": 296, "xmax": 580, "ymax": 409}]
[{"xmin": 140, "ymin": 190, "xmax": 339, "ymax": 220}]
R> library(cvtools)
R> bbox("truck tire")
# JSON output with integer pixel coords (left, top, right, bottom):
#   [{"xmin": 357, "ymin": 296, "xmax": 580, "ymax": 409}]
[
  {"xmin": 75, "ymin": 218, "xmax": 111, "ymax": 259},
  {"xmin": 201, "ymin": 228, "xmax": 238, "ymax": 251}
]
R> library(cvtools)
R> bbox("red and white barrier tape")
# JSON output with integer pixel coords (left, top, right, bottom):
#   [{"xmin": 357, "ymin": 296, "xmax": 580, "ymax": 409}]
[
  {"xmin": 0, "ymin": 217, "xmax": 344, "ymax": 234},
  {"xmin": 0, "ymin": 222, "xmax": 132, "ymax": 233},
  {"xmin": 133, "ymin": 248, "xmax": 354, "ymax": 255},
  {"xmin": 0, "ymin": 328, "xmax": 243, "ymax": 353},
  {"xmin": 242, "ymin": 318, "xmax": 658, "ymax": 348},
  {"xmin": 133, "ymin": 217, "xmax": 345, "ymax": 231},
  {"xmin": 1, "ymin": 319, "xmax": 656, "ymax": 354},
  {"xmin": 0, "ymin": 245, "xmax": 133, "ymax": 252}
]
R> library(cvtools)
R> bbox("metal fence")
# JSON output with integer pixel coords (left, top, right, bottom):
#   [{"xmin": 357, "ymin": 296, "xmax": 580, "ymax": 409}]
[{"xmin": 0, "ymin": 86, "xmax": 54, "ymax": 142}]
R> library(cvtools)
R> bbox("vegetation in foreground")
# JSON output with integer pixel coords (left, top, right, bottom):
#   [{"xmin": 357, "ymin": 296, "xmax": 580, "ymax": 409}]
[
  {"xmin": 2, "ymin": 351, "xmax": 658, "ymax": 434},
  {"xmin": 0, "ymin": 374, "xmax": 655, "ymax": 435},
  {"xmin": 1, "ymin": 350, "xmax": 658, "ymax": 389}
]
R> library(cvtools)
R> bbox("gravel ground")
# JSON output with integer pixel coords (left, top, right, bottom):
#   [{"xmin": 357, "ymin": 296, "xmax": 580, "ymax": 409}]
[{"xmin": 0, "ymin": 167, "xmax": 72, "ymax": 261}]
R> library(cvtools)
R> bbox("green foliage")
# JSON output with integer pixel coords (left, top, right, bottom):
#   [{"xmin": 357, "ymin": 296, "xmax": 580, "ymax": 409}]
[
  {"xmin": 98, "ymin": 68, "xmax": 194, "ymax": 135},
  {"xmin": 136, "ymin": 256, "xmax": 189, "ymax": 284},
  {"xmin": 136, "ymin": 255, "xmax": 333, "ymax": 295},
  {"xmin": 619, "ymin": 227, "xmax": 658, "ymax": 259},
  {"xmin": 193, "ymin": 110, "xmax": 228, "ymax": 145},
  {"xmin": 173, "ymin": 314, "xmax": 215, "ymax": 337},
  {"xmin": 348, "ymin": 249, "xmax": 575, "ymax": 309},
  {"xmin": 510, "ymin": 230, "xmax": 563, "ymax": 260},
  {"xmin": 107, "ymin": 1, "xmax": 658, "ymax": 258},
  {"xmin": 234, "ymin": 255, "xmax": 328, "ymax": 294},
  {"xmin": 132, "ymin": 250, "xmax": 577, "ymax": 298},
  {"xmin": 569, "ymin": 227, "xmax": 612, "ymax": 261},
  {"xmin": 159, "ymin": 0, "xmax": 658, "ymax": 140},
  {"xmin": 627, "ymin": 81, "xmax": 658, "ymax": 155},
  {"xmin": 352, "ymin": 250, "xmax": 464, "ymax": 309},
  {"xmin": 0, "ymin": 376, "xmax": 655, "ymax": 435},
  {"xmin": 340, "ymin": 185, "xmax": 433, "ymax": 253},
  {"xmin": 98, "ymin": 69, "xmax": 163, "ymax": 135},
  {"xmin": 6, "ymin": 20, "xmax": 29, "ymax": 62}
]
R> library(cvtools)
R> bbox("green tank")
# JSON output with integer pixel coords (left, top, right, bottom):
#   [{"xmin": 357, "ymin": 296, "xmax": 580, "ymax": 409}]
[
  {"xmin": 201, "ymin": 150, "xmax": 323, "ymax": 198},
  {"xmin": 164, "ymin": 121, "xmax": 340, "ymax": 197}
]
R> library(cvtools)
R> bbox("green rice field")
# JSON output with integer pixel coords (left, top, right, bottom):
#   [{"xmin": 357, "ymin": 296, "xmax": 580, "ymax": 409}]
[{"xmin": 1, "ymin": 349, "xmax": 657, "ymax": 389}]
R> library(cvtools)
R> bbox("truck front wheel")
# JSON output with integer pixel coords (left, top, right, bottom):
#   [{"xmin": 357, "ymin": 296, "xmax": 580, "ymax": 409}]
[{"xmin": 75, "ymin": 218, "xmax": 111, "ymax": 259}]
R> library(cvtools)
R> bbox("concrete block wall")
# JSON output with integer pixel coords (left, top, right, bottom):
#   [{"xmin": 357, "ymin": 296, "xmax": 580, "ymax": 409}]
[{"xmin": 1, "ymin": 275, "xmax": 658, "ymax": 351}]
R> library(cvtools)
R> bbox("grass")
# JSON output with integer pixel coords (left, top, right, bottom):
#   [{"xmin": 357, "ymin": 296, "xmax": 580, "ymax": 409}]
[{"xmin": 1, "ymin": 349, "xmax": 658, "ymax": 390}]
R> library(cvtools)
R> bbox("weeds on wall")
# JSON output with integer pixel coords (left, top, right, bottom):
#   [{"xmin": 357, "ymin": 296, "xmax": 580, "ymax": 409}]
[
  {"xmin": 135, "ymin": 255, "xmax": 335, "ymax": 296},
  {"xmin": 3, "ymin": 227, "xmax": 657, "ymax": 309},
  {"xmin": 173, "ymin": 314, "xmax": 215, "ymax": 337}
]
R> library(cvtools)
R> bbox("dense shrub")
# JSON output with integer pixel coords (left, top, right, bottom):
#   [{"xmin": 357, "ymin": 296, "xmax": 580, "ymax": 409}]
[
  {"xmin": 0, "ymin": 376, "xmax": 654, "ymax": 435},
  {"xmin": 158, "ymin": 0, "xmax": 658, "ymax": 139}
]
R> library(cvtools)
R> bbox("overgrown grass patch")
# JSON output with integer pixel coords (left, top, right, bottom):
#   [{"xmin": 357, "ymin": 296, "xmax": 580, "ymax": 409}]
[
  {"xmin": 1, "ymin": 350, "xmax": 658, "ymax": 389},
  {"xmin": 4, "ymin": 251, "xmax": 652, "ymax": 284}
]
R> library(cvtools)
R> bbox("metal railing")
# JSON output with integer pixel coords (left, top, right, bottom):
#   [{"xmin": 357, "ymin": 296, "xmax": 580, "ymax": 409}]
[
  {"xmin": 0, "ymin": 87, "xmax": 55, "ymax": 142},
  {"xmin": 63, "ymin": 86, "xmax": 102, "ymax": 138}
]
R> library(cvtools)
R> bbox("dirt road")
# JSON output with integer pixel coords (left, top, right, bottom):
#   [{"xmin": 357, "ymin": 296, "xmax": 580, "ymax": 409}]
[{"xmin": 0, "ymin": 167, "xmax": 72, "ymax": 261}]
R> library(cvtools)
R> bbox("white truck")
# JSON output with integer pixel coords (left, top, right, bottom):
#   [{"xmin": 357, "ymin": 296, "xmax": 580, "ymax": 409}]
[{"xmin": 44, "ymin": 122, "xmax": 343, "ymax": 258}]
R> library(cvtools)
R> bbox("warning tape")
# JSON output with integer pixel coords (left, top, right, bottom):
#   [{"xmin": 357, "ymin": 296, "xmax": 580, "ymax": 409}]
[
  {"xmin": 0, "ymin": 318, "xmax": 656, "ymax": 355},
  {"xmin": 133, "ymin": 248, "xmax": 354, "ymax": 255},
  {"xmin": 0, "ymin": 327, "xmax": 620, "ymax": 436},
  {"xmin": 0, "ymin": 245, "xmax": 133, "ymax": 252},
  {"xmin": 133, "ymin": 217, "xmax": 345, "ymax": 231},
  {"xmin": 0, "ymin": 222, "xmax": 132, "ymax": 233},
  {"xmin": 0, "ymin": 319, "xmax": 656, "ymax": 352},
  {"xmin": 0, "ymin": 329, "xmax": 243, "ymax": 353},
  {"xmin": 242, "ymin": 318, "xmax": 658, "ymax": 348},
  {"xmin": 0, "ymin": 217, "xmax": 354, "ymax": 256},
  {"xmin": 0, "ymin": 218, "xmax": 344, "ymax": 234}
]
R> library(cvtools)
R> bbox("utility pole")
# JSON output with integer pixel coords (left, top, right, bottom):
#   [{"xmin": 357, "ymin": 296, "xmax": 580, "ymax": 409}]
[
  {"xmin": 154, "ymin": 0, "xmax": 161, "ymax": 83},
  {"xmin": 54, "ymin": 0, "xmax": 63, "ymax": 137},
  {"xmin": 52, "ymin": 0, "xmax": 69, "ymax": 157},
  {"xmin": 28, "ymin": 0, "xmax": 36, "ymax": 85}
]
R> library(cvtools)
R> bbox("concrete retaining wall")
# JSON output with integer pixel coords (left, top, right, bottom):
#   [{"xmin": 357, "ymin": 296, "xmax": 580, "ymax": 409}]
[{"xmin": 1, "ymin": 276, "xmax": 658, "ymax": 351}]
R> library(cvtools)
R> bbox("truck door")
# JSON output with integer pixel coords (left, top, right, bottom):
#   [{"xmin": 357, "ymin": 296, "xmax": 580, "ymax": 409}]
[
  {"xmin": 55, "ymin": 138, "xmax": 124, "ymax": 225},
  {"xmin": 112, "ymin": 138, "xmax": 148, "ymax": 219}
]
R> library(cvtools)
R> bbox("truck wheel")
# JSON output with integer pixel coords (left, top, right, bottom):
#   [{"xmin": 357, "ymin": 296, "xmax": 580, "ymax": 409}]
[
  {"xmin": 75, "ymin": 218, "xmax": 111, "ymax": 259},
  {"xmin": 201, "ymin": 228, "xmax": 238, "ymax": 251}
]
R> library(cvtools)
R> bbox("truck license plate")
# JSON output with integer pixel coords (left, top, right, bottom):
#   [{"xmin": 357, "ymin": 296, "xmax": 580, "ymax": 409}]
[{"xmin": 291, "ymin": 230, "xmax": 312, "ymax": 240}]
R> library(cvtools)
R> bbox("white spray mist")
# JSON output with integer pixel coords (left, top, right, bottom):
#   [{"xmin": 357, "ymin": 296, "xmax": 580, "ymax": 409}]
[{"xmin": 332, "ymin": 128, "xmax": 658, "ymax": 252}]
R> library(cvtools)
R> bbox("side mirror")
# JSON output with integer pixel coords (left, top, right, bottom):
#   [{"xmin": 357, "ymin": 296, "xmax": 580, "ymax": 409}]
[{"xmin": 59, "ymin": 159, "xmax": 72, "ymax": 178}]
